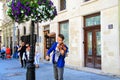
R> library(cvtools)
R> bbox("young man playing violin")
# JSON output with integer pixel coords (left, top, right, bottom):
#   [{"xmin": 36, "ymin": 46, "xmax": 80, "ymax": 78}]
[{"xmin": 46, "ymin": 34, "xmax": 68, "ymax": 80}]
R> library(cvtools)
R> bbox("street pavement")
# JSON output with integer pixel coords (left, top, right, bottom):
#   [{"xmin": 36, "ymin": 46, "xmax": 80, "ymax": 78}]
[{"xmin": 0, "ymin": 58, "xmax": 120, "ymax": 80}]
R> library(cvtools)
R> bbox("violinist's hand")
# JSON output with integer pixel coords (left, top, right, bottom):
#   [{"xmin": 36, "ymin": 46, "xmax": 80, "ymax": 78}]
[
  {"xmin": 57, "ymin": 44, "xmax": 61, "ymax": 49},
  {"xmin": 46, "ymin": 55, "xmax": 50, "ymax": 61}
]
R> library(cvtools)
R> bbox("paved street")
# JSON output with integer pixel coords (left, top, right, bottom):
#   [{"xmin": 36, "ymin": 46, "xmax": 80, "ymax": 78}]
[{"xmin": 0, "ymin": 58, "xmax": 120, "ymax": 80}]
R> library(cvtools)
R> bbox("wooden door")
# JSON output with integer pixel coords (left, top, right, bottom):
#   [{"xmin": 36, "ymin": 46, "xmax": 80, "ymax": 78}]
[
  {"xmin": 44, "ymin": 30, "xmax": 49, "ymax": 59},
  {"xmin": 84, "ymin": 27, "xmax": 101, "ymax": 69},
  {"xmin": 44, "ymin": 31, "xmax": 56, "ymax": 59}
]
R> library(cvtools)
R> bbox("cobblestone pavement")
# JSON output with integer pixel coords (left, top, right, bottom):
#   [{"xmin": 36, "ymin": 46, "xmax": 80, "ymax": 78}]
[{"xmin": 0, "ymin": 58, "xmax": 120, "ymax": 80}]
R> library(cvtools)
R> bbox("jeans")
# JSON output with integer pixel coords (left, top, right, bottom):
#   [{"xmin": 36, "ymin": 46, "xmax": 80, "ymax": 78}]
[{"xmin": 53, "ymin": 63, "xmax": 64, "ymax": 80}]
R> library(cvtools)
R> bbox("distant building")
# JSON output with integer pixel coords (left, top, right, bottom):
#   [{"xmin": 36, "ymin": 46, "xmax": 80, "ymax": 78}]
[{"xmin": 0, "ymin": 1, "xmax": 13, "ymax": 49}]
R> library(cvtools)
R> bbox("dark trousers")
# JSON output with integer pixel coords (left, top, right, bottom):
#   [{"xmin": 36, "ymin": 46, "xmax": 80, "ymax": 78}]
[
  {"xmin": 1, "ymin": 52, "xmax": 5, "ymax": 59},
  {"xmin": 23, "ymin": 59, "xmax": 26, "ymax": 68},
  {"xmin": 20, "ymin": 54, "xmax": 23, "ymax": 67}
]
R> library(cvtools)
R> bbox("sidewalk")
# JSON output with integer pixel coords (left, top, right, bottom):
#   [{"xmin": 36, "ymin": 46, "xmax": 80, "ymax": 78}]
[{"xmin": 0, "ymin": 59, "xmax": 120, "ymax": 80}]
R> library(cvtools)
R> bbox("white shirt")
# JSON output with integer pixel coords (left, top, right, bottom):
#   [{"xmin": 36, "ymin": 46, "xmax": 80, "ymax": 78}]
[
  {"xmin": 55, "ymin": 44, "xmax": 61, "ymax": 62},
  {"xmin": 22, "ymin": 52, "xmax": 26, "ymax": 60},
  {"xmin": 1, "ymin": 46, "xmax": 6, "ymax": 52},
  {"xmin": 26, "ymin": 51, "xmax": 30, "ymax": 60}
]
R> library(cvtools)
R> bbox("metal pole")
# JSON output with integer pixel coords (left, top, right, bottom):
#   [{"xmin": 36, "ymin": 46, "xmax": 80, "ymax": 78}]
[
  {"xmin": 12, "ymin": 22, "xmax": 15, "ymax": 56},
  {"xmin": 26, "ymin": 21, "xmax": 35, "ymax": 80},
  {"xmin": 36, "ymin": 22, "xmax": 39, "ymax": 44}
]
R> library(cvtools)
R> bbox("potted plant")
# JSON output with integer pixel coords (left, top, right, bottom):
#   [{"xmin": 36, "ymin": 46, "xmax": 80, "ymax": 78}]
[{"xmin": 7, "ymin": 0, "xmax": 57, "ymax": 23}]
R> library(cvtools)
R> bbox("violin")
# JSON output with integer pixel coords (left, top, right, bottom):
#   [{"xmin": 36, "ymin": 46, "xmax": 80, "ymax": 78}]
[{"xmin": 57, "ymin": 43, "xmax": 67, "ymax": 52}]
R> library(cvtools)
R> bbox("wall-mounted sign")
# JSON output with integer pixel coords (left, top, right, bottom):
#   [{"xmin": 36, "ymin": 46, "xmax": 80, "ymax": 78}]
[{"xmin": 108, "ymin": 24, "xmax": 113, "ymax": 29}]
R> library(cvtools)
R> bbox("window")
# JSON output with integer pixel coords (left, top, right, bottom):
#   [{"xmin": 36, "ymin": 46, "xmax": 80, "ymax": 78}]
[
  {"xmin": 0, "ymin": 36, "xmax": 1, "ymax": 43},
  {"xmin": 84, "ymin": 0, "xmax": 90, "ymax": 2},
  {"xmin": 81, "ymin": 0, "xmax": 98, "ymax": 6},
  {"xmin": 46, "ymin": 37, "xmax": 56, "ymax": 49},
  {"xmin": 59, "ymin": 21, "xmax": 69, "ymax": 47},
  {"xmin": 23, "ymin": 26, "xmax": 26, "ymax": 35},
  {"xmin": 60, "ymin": 0, "xmax": 66, "ymax": 11},
  {"xmin": 85, "ymin": 13, "xmax": 100, "ymax": 27}
]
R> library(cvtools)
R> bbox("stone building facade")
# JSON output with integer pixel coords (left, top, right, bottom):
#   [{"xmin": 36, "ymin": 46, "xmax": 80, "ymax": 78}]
[
  {"xmin": 38, "ymin": 0, "xmax": 120, "ymax": 75},
  {"xmin": 0, "ymin": 0, "xmax": 13, "ymax": 49},
  {"xmin": 1, "ymin": 0, "xmax": 120, "ymax": 76}
]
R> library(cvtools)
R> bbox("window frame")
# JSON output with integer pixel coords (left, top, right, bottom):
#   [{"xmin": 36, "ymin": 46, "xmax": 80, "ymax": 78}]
[
  {"xmin": 84, "ymin": 13, "xmax": 100, "ymax": 27},
  {"xmin": 84, "ymin": 0, "xmax": 90, "ymax": 2},
  {"xmin": 23, "ymin": 26, "xmax": 26, "ymax": 35},
  {"xmin": 60, "ymin": 0, "xmax": 66, "ymax": 11}
]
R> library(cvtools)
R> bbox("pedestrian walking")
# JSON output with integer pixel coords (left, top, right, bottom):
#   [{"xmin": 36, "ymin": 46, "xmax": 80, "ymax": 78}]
[
  {"xmin": 18, "ymin": 42, "xmax": 26, "ymax": 68},
  {"xmin": 34, "ymin": 43, "xmax": 41, "ymax": 68},
  {"xmin": 13, "ymin": 44, "xmax": 19, "ymax": 58},
  {"xmin": 46, "ymin": 34, "xmax": 68, "ymax": 80},
  {"xmin": 34, "ymin": 51, "xmax": 41, "ymax": 68},
  {"xmin": 6, "ymin": 46, "xmax": 11, "ymax": 59},
  {"xmin": 1, "ymin": 45, "xmax": 6, "ymax": 59},
  {"xmin": 26, "ymin": 44, "xmax": 30, "ymax": 61},
  {"xmin": 22, "ymin": 51, "xmax": 27, "ymax": 68}
]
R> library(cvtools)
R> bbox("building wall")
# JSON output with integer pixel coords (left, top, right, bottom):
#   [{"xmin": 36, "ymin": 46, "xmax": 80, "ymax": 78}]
[
  {"xmin": 0, "ymin": 0, "xmax": 14, "ymax": 50},
  {"xmin": 119, "ymin": 0, "xmax": 120, "ymax": 75},
  {"xmin": 101, "ymin": 6, "xmax": 120, "ymax": 75},
  {"xmin": 39, "ymin": 0, "xmax": 120, "ymax": 75},
  {"xmin": 1, "ymin": 21, "xmax": 13, "ymax": 48},
  {"xmin": 17, "ymin": 21, "xmax": 31, "ymax": 36}
]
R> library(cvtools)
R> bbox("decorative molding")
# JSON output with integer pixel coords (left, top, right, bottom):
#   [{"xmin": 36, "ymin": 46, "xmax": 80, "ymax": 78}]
[{"xmin": 58, "ymin": 9, "xmax": 67, "ymax": 14}]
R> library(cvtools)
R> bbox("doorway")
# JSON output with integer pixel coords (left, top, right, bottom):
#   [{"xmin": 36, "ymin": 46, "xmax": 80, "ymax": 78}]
[
  {"xmin": 84, "ymin": 13, "xmax": 101, "ymax": 69},
  {"xmin": 43, "ymin": 26, "xmax": 56, "ymax": 59}
]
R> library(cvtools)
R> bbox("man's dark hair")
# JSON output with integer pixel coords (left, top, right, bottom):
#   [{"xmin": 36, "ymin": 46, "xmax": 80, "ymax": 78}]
[{"xmin": 58, "ymin": 34, "xmax": 64, "ymax": 40}]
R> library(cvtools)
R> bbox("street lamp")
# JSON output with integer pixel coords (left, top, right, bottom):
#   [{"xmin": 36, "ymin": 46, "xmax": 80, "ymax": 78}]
[
  {"xmin": 26, "ymin": 21, "xmax": 35, "ymax": 80},
  {"xmin": 6, "ymin": 0, "xmax": 57, "ymax": 80}
]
